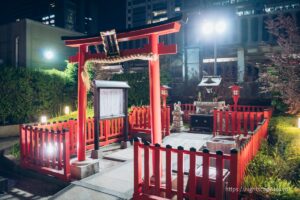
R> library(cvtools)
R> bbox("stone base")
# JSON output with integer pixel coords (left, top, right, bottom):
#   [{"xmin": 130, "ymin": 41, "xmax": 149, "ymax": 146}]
[
  {"xmin": 71, "ymin": 158, "xmax": 99, "ymax": 180},
  {"xmin": 91, "ymin": 149, "xmax": 102, "ymax": 159},
  {"xmin": 120, "ymin": 141, "xmax": 131, "ymax": 149}
]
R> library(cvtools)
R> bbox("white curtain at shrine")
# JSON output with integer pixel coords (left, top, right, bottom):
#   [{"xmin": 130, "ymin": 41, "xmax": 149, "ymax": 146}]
[{"xmin": 99, "ymin": 89, "xmax": 124, "ymax": 118}]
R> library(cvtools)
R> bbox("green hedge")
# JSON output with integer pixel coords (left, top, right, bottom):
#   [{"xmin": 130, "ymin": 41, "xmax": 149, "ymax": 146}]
[
  {"xmin": 0, "ymin": 67, "xmax": 76, "ymax": 125},
  {"xmin": 242, "ymin": 116, "xmax": 300, "ymax": 199}
]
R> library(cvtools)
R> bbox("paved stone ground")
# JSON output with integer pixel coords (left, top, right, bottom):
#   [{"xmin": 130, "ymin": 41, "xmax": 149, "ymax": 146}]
[{"xmin": 52, "ymin": 132, "xmax": 213, "ymax": 200}]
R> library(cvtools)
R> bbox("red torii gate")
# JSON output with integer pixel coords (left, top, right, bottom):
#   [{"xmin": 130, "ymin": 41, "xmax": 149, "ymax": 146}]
[{"xmin": 63, "ymin": 18, "xmax": 181, "ymax": 162}]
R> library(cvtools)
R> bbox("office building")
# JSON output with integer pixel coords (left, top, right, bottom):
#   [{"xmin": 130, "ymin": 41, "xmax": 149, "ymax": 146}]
[
  {"xmin": 0, "ymin": 0, "xmax": 99, "ymax": 34},
  {"xmin": 0, "ymin": 19, "xmax": 83, "ymax": 69}
]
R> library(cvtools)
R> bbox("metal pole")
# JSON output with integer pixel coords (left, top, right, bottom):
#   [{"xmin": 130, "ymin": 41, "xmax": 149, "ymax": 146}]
[
  {"xmin": 148, "ymin": 34, "xmax": 162, "ymax": 145},
  {"xmin": 213, "ymin": 39, "xmax": 217, "ymax": 76},
  {"xmin": 77, "ymin": 45, "xmax": 87, "ymax": 161}
]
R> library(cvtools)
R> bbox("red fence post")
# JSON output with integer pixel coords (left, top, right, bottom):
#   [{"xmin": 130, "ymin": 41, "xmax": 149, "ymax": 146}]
[
  {"xmin": 177, "ymin": 146, "xmax": 184, "ymax": 200},
  {"xmin": 202, "ymin": 148, "xmax": 210, "ymax": 199},
  {"xmin": 63, "ymin": 129, "xmax": 71, "ymax": 181},
  {"xmin": 133, "ymin": 138, "xmax": 142, "ymax": 199},
  {"xmin": 165, "ymin": 144, "xmax": 172, "ymax": 198},
  {"xmin": 154, "ymin": 143, "xmax": 161, "ymax": 195},
  {"xmin": 216, "ymin": 150, "xmax": 224, "ymax": 200},
  {"xmin": 143, "ymin": 141, "xmax": 150, "ymax": 193},
  {"xmin": 230, "ymin": 148, "xmax": 239, "ymax": 200},
  {"xmin": 189, "ymin": 147, "xmax": 197, "ymax": 199}
]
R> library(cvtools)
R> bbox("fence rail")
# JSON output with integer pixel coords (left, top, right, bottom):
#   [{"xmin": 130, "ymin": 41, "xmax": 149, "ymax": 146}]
[
  {"xmin": 229, "ymin": 105, "xmax": 269, "ymax": 112},
  {"xmin": 213, "ymin": 109, "xmax": 266, "ymax": 136},
  {"xmin": 20, "ymin": 125, "xmax": 71, "ymax": 181},
  {"xmin": 129, "ymin": 106, "xmax": 170, "ymax": 137}
]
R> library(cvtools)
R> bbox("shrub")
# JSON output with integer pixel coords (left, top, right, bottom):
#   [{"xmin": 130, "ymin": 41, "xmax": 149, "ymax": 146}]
[
  {"xmin": 243, "ymin": 116, "xmax": 300, "ymax": 199},
  {"xmin": 242, "ymin": 176, "xmax": 300, "ymax": 200},
  {"xmin": 0, "ymin": 67, "xmax": 76, "ymax": 125}
]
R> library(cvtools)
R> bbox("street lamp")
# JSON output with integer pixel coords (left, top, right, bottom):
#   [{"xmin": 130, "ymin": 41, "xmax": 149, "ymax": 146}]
[
  {"xmin": 43, "ymin": 50, "xmax": 54, "ymax": 60},
  {"xmin": 201, "ymin": 20, "xmax": 227, "ymax": 75}
]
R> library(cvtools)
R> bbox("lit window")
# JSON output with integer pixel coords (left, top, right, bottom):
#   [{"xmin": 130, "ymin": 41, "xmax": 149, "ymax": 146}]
[
  {"xmin": 50, "ymin": 14, "xmax": 55, "ymax": 18},
  {"xmin": 175, "ymin": 7, "xmax": 180, "ymax": 12},
  {"xmin": 50, "ymin": 20, "xmax": 55, "ymax": 23}
]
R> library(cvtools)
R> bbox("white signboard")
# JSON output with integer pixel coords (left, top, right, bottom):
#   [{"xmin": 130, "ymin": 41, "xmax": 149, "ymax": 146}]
[{"xmin": 99, "ymin": 89, "xmax": 124, "ymax": 118}]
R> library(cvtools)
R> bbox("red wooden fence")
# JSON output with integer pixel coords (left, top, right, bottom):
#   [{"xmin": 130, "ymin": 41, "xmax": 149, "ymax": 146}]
[
  {"xmin": 20, "ymin": 125, "xmax": 71, "ymax": 181},
  {"xmin": 229, "ymin": 105, "xmax": 269, "ymax": 112},
  {"xmin": 179, "ymin": 104, "xmax": 196, "ymax": 122},
  {"xmin": 133, "ymin": 140, "xmax": 232, "ymax": 200},
  {"xmin": 129, "ymin": 106, "xmax": 170, "ymax": 137},
  {"xmin": 213, "ymin": 109, "xmax": 265, "ymax": 136},
  {"xmin": 133, "ymin": 109, "xmax": 272, "ymax": 200},
  {"xmin": 178, "ymin": 104, "xmax": 268, "ymax": 123}
]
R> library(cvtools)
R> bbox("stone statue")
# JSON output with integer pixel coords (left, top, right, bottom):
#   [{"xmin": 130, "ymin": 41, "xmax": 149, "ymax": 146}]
[{"xmin": 171, "ymin": 101, "xmax": 184, "ymax": 132}]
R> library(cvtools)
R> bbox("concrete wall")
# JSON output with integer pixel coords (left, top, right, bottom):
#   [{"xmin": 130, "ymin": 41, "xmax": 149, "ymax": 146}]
[
  {"xmin": 0, "ymin": 19, "xmax": 83, "ymax": 69},
  {"xmin": 0, "ymin": 20, "xmax": 27, "ymax": 67},
  {"xmin": 25, "ymin": 19, "xmax": 83, "ymax": 69}
]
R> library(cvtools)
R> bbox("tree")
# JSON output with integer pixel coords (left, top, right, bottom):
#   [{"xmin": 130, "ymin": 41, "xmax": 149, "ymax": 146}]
[{"xmin": 259, "ymin": 14, "xmax": 300, "ymax": 114}]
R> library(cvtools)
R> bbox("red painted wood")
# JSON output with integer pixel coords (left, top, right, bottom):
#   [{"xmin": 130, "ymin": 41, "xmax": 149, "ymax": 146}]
[
  {"xmin": 144, "ymin": 144, "xmax": 150, "ymax": 192},
  {"xmin": 154, "ymin": 145, "xmax": 161, "ymax": 195},
  {"xmin": 216, "ymin": 153, "xmax": 224, "ymax": 200},
  {"xmin": 77, "ymin": 44, "xmax": 87, "ymax": 161},
  {"xmin": 230, "ymin": 151, "xmax": 239, "ymax": 200},
  {"xmin": 177, "ymin": 149, "xmax": 184, "ymax": 199},
  {"xmin": 202, "ymin": 151, "xmax": 210, "ymax": 199},
  {"xmin": 188, "ymin": 150, "xmax": 196, "ymax": 199},
  {"xmin": 133, "ymin": 140, "xmax": 142, "ymax": 197},
  {"xmin": 165, "ymin": 147, "xmax": 172, "ymax": 198},
  {"xmin": 149, "ymin": 34, "xmax": 162, "ymax": 145},
  {"xmin": 64, "ymin": 21, "xmax": 181, "ymax": 47}
]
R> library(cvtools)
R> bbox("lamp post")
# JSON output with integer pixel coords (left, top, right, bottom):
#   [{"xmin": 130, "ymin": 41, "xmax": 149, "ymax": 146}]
[
  {"xmin": 160, "ymin": 85, "xmax": 170, "ymax": 108},
  {"xmin": 230, "ymin": 84, "xmax": 241, "ymax": 111},
  {"xmin": 201, "ymin": 20, "xmax": 227, "ymax": 75}
]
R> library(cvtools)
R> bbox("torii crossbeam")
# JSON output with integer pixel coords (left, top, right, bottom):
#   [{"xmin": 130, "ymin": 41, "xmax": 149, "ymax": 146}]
[{"xmin": 62, "ymin": 18, "xmax": 181, "ymax": 162}]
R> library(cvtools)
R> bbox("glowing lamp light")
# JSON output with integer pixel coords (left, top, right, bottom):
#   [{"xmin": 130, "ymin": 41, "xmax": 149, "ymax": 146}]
[
  {"xmin": 215, "ymin": 20, "xmax": 227, "ymax": 34},
  {"xmin": 64, "ymin": 106, "xmax": 70, "ymax": 115},
  {"xmin": 47, "ymin": 144, "xmax": 54, "ymax": 156},
  {"xmin": 201, "ymin": 20, "xmax": 227, "ymax": 36},
  {"xmin": 43, "ymin": 50, "xmax": 54, "ymax": 60},
  {"xmin": 41, "ymin": 115, "xmax": 47, "ymax": 123},
  {"xmin": 202, "ymin": 21, "xmax": 214, "ymax": 35}
]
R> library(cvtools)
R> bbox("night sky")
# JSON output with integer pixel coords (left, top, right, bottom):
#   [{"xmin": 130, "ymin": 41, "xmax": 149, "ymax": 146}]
[
  {"xmin": 0, "ymin": 0, "xmax": 127, "ymax": 32},
  {"xmin": 98, "ymin": 0, "xmax": 126, "ymax": 31}
]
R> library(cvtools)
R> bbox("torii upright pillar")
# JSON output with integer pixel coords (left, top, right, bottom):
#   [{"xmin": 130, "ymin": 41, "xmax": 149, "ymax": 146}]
[
  {"xmin": 148, "ymin": 34, "xmax": 162, "ymax": 144},
  {"xmin": 77, "ymin": 45, "xmax": 87, "ymax": 161}
]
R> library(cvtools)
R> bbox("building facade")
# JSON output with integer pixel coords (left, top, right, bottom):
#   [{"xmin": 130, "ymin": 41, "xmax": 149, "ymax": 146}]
[
  {"xmin": 0, "ymin": 0, "xmax": 99, "ymax": 34},
  {"xmin": 125, "ymin": 0, "xmax": 300, "ymax": 101},
  {"xmin": 0, "ymin": 19, "xmax": 83, "ymax": 69}
]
